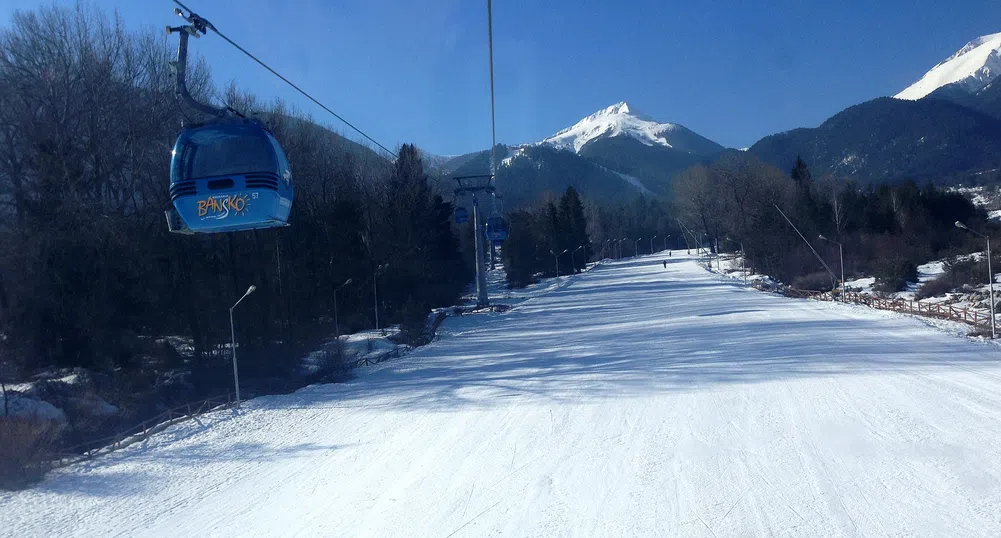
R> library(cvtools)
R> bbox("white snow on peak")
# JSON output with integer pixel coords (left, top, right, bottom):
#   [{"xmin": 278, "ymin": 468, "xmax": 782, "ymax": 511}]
[
  {"xmin": 895, "ymin": 31, "xmax": 1001, "ymax": 100},
  {"xmin": 539, "ymin": 101, "xmax": 684, "ymax": 154}
]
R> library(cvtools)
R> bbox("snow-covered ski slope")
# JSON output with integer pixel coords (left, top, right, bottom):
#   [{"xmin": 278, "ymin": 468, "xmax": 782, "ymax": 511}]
[{"xmin": 6, "ymin": 253, "xmax": 1001, "ymax": 537}]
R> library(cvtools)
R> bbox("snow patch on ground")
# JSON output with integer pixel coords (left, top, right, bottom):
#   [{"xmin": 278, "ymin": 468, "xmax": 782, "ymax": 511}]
[{"xmin": 4, "ymin": 395, "xmax": 67, "ymax": 421}]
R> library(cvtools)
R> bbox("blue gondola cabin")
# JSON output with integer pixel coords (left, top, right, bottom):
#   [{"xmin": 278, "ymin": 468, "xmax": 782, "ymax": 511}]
[{"xmin": 167, "ymin": 120, "xmax": 293, "ymax": 234}]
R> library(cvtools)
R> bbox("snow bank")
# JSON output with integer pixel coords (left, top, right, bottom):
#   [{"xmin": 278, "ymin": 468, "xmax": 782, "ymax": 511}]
[{"xmin": 3, "ymin": 394, "xmax": 67, "ymax": 422}]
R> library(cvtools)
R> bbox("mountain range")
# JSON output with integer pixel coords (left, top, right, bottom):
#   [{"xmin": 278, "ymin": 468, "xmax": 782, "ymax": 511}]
[{"xmin": 429, "ymin": 30, "xmax": 1001, "ymax": 207}]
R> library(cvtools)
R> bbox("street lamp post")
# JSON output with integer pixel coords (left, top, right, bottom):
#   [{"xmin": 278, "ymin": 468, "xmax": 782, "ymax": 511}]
[
  {"xmin": 650, "ymin": 235, "xmax": 658, "ymax": 254},
  {"xmin": 699, "ymin": 233, "xmax": 710, "ymax": 269},
  {"xmin": 818, "ymin": 235, "xmax": 845, "ymax": 300},
  {"xmin": 572, "ymin": 245, "xmax": 585, "ymax": 274},
  {"xmin": 634, "ymin": 238, "xmax": 642, "ymax": 257},
  {"xmin": 229, "ymin": 285, "xmax": 256, "ymax": 408},
  {"xmin": 604, "ymin": 239, "xmax": 613, "ymax": 260},
  {"xmin": 373, "ymin": 263, "xmax": 389, "ymax": 331},
  {"xmin": 550, "ymin": 249, "xmax": 568, "ymax": 283},
  {"xmin": 724, "ymin": 238, "xmax": 748, "ymax": 286},
  {"xmin": 723, "ymin": 237, "xmax": 747, "ymax": 287},
  {"xmin": 664, "ymin": 234, "xmax": 670, "ymax": 253},
  {"xmin": 334, "ymin": 278, "xmax": 353, "ymax": 339},
  {"xmin": 956, "ymin": 221, "xmax": 996, "ymax": 339}
]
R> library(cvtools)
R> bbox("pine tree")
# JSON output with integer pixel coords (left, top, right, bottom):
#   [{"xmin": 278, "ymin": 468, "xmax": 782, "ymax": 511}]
[
  {"xmin": 791, "ymin": 155, "xmax": 812, "ymax": 186},
  {"xmin": 559, "ymin": 187, "xmax": 590, "ymax": 272},
  {"xmin": 502, "ymin": 210, "xmax": 539, "ymax": 288}
]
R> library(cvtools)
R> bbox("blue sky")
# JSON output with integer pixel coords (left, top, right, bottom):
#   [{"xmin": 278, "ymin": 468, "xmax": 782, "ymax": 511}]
[{"xmin": 3, "ymin": 0, "xmax": 1000, "ymax": 155}]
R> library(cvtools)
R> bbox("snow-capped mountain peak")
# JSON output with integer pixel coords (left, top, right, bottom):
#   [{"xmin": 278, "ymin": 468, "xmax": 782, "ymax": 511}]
[
  {"xmin": 539, "ymin": 101, "xmax": 691, "ymax": 154},
  {"xmin": 895, "ymin": 31, "xmax": 1001, "ymax": 100}
]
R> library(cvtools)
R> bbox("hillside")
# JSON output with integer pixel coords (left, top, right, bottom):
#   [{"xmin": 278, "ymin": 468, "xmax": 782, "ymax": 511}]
[
  {"xmin": 748, "ymin": 97, "xmax": 1001, "ymax": 184},
  {"xmin": 578, "ymin": 136, "xmax": 714, "ymax": 197},
  {"xmin": 496, "ymin": 145, "xmax": 648, "ymax": 208},
  {"xmin": 925, "ymin": 79, "xmax": 1001, "ymax": 120}
]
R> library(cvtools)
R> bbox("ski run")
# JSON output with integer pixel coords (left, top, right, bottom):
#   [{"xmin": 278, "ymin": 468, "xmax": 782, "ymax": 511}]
[{"xmin": 5, "ymin": 252, "xmax": 1001, "ymax": 537}]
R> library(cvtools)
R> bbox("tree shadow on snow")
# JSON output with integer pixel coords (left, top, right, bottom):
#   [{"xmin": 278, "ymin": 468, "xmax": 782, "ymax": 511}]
[{"xmin": 273, "ymin": 267, "xmax": 1001, "ymax": 414}]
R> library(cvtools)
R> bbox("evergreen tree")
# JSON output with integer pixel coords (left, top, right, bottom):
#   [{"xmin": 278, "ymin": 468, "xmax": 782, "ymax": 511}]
[
  {"xmin": 559, "ymin": 187, "xmax": 591, "ymax": 272},
  {"xmin": 502, "ymin": 210, "xmax": 539, "ymax": 288},
  {"xmin": 790, "ymin": 155, "xmax": 812, "ymax": 185}
]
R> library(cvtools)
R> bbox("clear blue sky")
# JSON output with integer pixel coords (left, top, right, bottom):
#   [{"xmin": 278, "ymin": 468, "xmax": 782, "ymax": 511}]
[{"xmin": 3, "ymin": 0, "xmax": 1000, "ymax": 155}]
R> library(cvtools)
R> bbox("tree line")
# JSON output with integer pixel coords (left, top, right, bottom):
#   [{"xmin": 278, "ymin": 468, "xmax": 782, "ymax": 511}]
[
  {"xmin": 673, "ymin": 152, "xmax": 992, "ymax": 292},
  {"xmin": 502, "ymin": 187, "xmax": 592, "ymax": 287},
  {"xmin": 0, "ymin": 4, "xmax": 471, "ymax": 402}
]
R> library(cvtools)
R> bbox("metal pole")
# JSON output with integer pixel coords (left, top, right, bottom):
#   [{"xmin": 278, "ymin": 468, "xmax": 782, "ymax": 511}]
[
  {"xmin": 227, "ymin": 285, "xmax": 254, "ymax": 408},
  {"xmin": 989, "ymin": 237, "xmax": 996, "ymax": 339},
  {"xmin": 373, "ymin": 266, "xmax": 379, "ymax": 330},
  {"xmin": 229, "ymin": 307, "xmax": 240, "ymax": 407},
  {"xmin": 169, "ymin": 26, "xmax": 227, "ymax": 118},
  {"xmin": 570, "ymin": 249, "xmax": 575, "ymax": 275},
  {"xmin": 839, "ymin": 243, "xmax": 845, "ymax": 301},
  {"xmin": 955, "ymin": 221, "xmax": 993, "ymax": 338},
  {"xmin": 473, "ymin": 196, "xmax": 489, "ymax": 306},
  {"xmin": 742, "ymin": 242, "xmax": 747, "ymax": 287},
  {"xmin": 334, "ymin": 291, "xmax": 340, "ymax": 340}
]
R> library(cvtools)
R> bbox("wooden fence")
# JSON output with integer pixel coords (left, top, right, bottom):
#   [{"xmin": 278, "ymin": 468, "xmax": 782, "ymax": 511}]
[
  {"xmin": 50, "ymin": 392, "xmax": 236, "ymax": 468},
  {"xmin": 771, "ymin": 285, "xmax": 994, "ymax": 335}
]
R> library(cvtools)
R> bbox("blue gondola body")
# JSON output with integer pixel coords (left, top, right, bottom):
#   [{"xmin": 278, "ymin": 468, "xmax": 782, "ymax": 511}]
[
  {"xmin": 486, "ymin": 216, "xmax": 508, "ymax": 241},
  {"xmin": 168, "ymin": 120, "xmax": 293, "ymax": 233}
]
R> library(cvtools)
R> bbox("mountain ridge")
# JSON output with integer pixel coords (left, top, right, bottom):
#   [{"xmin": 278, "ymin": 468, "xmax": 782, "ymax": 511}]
[{"xmin": 896, "ymin": 31, "xmax": 1001, "ymax": 100}]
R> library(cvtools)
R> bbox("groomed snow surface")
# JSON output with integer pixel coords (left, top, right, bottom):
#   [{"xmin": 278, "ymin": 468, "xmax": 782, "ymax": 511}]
[{"xmin": 6, "ymin": 253, "xmax": 1001, "ymax": 537}]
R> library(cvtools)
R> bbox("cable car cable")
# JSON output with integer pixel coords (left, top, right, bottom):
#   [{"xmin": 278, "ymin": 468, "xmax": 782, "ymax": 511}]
[
  {"xmin": 171, "ymin": 0, "xmax": 398, "ymax": 159},
  {"xmin": 486, "ymin": 0, "xmax": 498, "ymax": 178}
]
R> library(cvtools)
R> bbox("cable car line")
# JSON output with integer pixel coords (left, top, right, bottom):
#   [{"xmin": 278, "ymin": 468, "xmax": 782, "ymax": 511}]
[
  {"xmin": 171, "ymin": 0, "xmax": 398, "ymax": 159},
  {"xmin": 486, "ymin": 0, "xmax": 498, "ymax": 176}
]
